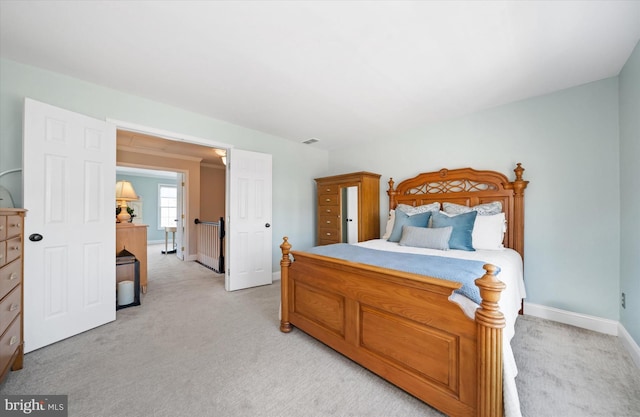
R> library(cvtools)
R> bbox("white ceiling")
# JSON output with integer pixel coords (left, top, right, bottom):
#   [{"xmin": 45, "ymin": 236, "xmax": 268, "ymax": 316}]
[{"xmin": 1, "ymin": 1, "xmax": 639, "ymax": 151}]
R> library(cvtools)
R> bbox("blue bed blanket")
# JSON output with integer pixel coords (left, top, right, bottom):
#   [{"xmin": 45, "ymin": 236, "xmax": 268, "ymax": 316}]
[{"xmin": 305, "ymin": 243, "xmax": 500, "ymax": 304}]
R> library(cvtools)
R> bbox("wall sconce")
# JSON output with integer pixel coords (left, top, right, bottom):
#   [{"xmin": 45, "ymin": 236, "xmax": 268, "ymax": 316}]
[
  {"xmin": 115, "ymin": 180, "xmax": 139, "ymax": 223},
  {"xmin": 215, "ymin": 149, "xmax": 227, "ymax": 166}
]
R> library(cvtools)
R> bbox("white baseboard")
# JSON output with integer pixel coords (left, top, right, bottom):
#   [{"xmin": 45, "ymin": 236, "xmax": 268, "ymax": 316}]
[
  {"xmin": 523, "ymin": 302, "xmax": 619, "ymax": 335},
  {"xmin": 524, "ymin": 302, "xmax": 640, "ymax": 369},
  {"xmin": 272, "ymin": 271, "xmax": 281, "ymax": 282},
  {"xmin": 618, "ymin": 323, "xmax": 640, "ymax": 369}
]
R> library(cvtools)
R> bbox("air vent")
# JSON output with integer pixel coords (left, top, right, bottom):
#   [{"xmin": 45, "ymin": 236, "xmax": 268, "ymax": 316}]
[{"xmin": 302, "ymin": 138, "xmax": 319, "ymax": 145}]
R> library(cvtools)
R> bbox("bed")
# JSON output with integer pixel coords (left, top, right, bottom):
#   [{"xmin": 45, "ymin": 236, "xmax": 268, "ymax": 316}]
[{"xmin": 279, "ymin": 164, "xmax": 529, "ymax": 417}]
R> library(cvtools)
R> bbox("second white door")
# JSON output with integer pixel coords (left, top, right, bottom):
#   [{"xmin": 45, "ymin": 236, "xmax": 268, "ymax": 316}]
[{"xmin": 226, "ymin": 149, "xmax": 272, "ymax": 291}]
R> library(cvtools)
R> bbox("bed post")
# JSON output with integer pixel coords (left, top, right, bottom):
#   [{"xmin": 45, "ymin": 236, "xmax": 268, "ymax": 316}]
[
  {"xmin": 387, "ymin": 178, "xmax": 396, "ymax": 211},
  {"xmin": 475, "ymin": 264, "xmax": 506, "ymax": 417},
  {"xmin": 280, "ymin": 237, "xmax": 293, "ymax": 333},
  {"xmin": 504, "ymin": 163, "xmax": 528, "ymax": 259}
]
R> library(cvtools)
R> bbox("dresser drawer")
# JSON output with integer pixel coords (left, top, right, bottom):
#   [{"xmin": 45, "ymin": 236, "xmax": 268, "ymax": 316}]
[
  {"xmin": 0, "ymin": 285, "xmax": 21, "ymax": 335},
  {"xmin": 0, "ymin": 216, "xmax": 6, "ymax": 241},
  {"xmin": 5, "ymin": 237, "xmax": 21, "ymax": 264},
  {"xmin": 0, "ymin": 241, "xmax": 5, "ymax": 267},
  {"xmin": 318, "ymin": 184, "xmax": 339, "ymax": 195},
  {"xmin": 318, "ymin": 237, "xmax": 340, "ymax": 246},
  {"xmin": 319, "ymin": 215, "xmax": 340, "ymax": 229},
  {"xmin": 318, "ymin": 193, "xmax": 339, "ymax": 206},
  {"xmin": 0, "ymin": 260, "xmax": 21, "ymax": 300},
  {"xmin": 0, "ymin": 315, "xmax": 21, "ymax": 373},
  {"xmin": 5, "ymin": 215, "xmax": 23, "ymax": 239},
  {"xmin": 318, "ymin": 227, "xmax": 340, "ymax": 242},
  {"xmin": 318, "ymin": 205, "xmax": 340, "ymax": 217}
]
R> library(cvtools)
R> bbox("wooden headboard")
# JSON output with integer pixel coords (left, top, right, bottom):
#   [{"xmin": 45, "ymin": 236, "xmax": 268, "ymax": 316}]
[{"xmin": 387, "ymin": 163, "xmax": 529, "ymax": 259}]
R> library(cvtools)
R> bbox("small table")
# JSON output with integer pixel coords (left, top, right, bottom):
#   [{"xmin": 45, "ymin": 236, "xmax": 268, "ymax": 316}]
[{"xmin": 163, "ymin": 226, "xmax": 177, "ymax": 254}]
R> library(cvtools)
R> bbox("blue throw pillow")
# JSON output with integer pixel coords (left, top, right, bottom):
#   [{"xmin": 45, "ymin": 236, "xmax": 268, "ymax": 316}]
[
  {"xmin": 431, "ymin": 211, "xmax": 478, "ymax": 251},
  {"xmin": 388, "ymin": 210, "xmax": 432, "ymax": 242}
]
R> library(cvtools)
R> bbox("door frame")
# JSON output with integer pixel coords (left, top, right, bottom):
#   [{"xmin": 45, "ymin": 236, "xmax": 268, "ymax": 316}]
[
  {"xmin": 109, "ymin": 119, "xmax": 233, "ymax": 261},
  {"xmin": 116, "ymin": 164, "xmax": 186, "ymax": 258}
]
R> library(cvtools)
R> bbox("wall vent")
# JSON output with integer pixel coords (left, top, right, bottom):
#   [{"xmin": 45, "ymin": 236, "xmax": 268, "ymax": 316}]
[{"xmin": 302, "ymin": 138, "xmax": 319, "ymax": 145}]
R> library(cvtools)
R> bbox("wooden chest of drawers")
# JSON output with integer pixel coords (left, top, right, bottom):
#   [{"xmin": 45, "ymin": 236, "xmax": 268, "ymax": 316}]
[
  {"xmin": 315, "ymin": 172, "xmax": 380, "ymax": 246},
  {"xmin": 0, "ymin": 208, "xmax": 25, "ymax": 384}
]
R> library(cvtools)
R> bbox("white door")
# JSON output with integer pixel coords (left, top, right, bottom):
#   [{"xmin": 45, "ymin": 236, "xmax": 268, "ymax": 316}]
[
  {"xmin": 226, "ymin": 149, "xmax": 272, "ymax": 291},
  {"xmin": 175, "ymin": 173, "xmax": 185, "ymax": 261},
  {"xmin": 345, "ymin": 186, "xmax": 358, "ymax": 243},
  {"xmin": 23, "ymin": 98, "xmax": 116, "ymax": 353}
]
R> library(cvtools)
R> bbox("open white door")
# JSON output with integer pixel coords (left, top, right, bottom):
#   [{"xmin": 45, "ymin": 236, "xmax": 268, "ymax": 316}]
[
  {"xmin": 175, "ymin": 173, "xmax": 185, "ymax": 260},
  {"xmin": 226, "ymin": 149, "xmax": 272, "ymax": 291},
  {"xmin": 23, "ymin": 98, "xmax": 116, "ymax": 353}
]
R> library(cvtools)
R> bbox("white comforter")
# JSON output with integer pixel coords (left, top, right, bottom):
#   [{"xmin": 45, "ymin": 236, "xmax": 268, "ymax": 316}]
[{"xmin": 355, "ymin": 239, "xmax": 524, "ymax": 417}]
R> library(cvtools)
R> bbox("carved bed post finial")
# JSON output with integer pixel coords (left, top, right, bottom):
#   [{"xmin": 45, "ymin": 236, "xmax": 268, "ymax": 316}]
[
  {"xmin": 280, "ymin": 236, "xmax": 291, "ymax": 260},
  {"xmin": 514, "ymin": 163, "xmax": 524, "ymax": 182},
  {"xmin": 387, "ymin": 178, "xmax": 397, "ymax": 211},
  {"xmin": 280, "ymin": 237, "xmax": 292, "ymax": 333},
  {"xmin": 475, "ymin": 264, "xmax": 506, "ymax": 417},
  {"xmin": 511, "ymin": 163, "xmax": 528, "ymax": 197}
]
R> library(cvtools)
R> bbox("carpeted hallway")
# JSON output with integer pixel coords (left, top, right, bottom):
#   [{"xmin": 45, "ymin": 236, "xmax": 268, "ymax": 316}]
[{"xmin": 1, "ymin": 244, "xmax": 639, "ymax": 417}]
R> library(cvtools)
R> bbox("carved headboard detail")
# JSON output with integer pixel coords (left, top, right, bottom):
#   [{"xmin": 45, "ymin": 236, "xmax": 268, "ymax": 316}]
[{"xmin": 387, "ymin": 164, "xmax": 529, "ymax": 258}]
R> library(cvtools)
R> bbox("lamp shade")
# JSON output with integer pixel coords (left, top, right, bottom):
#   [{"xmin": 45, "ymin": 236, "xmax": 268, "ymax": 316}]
[{"xmin": 115, "ymin": 180, "xmax": 138, "ymax": 201}]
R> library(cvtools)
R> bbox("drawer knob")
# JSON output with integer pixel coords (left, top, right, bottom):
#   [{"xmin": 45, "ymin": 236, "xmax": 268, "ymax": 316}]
[
  {"xmin": 326, "ymin": 232, "xmax": 331, "ymax": 236},
  {"xmin": 9, "ymin": 303, "xmax": 19, "ymax": 312},
  {"xmin": 325, "ymin": 198, "xmax": 331, "ymax": 202},
  {"xmin": 10, "ymin": 246, "xmax": 19, "ymax": 251},
  {"xmin": 0, "ymin": 225, "xmax": 3, "ymax": 231},
  {"xmin": 9, "ymin": 336, "xmax": 17, "ymax": 346},
  {"xmin": 326, "ymin": 220, "xmax": 331, "ymax": 224},
  {"xmin": 9, "ymin": 273, "xmax": 17, "ymax": 280}
]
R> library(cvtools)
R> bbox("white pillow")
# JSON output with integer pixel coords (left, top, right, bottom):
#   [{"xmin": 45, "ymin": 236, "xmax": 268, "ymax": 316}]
[
  {"xmin": 396, "ymin": 202, "xmax": 440, "ymax": 216},
  {"xmin": 472, "ymin": 213, "xmax": 506, "ymax": 250},
  {"xmin": 443, "ymin": 201, "xmax": 502, "ymax": 216},
  {"xmin": 381, "ymin": 209, "xmax": 395, "ymax": 239}
]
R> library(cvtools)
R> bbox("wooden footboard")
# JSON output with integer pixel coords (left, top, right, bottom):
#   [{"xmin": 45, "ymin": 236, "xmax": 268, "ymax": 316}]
[{"xmin": 280, "ymin": 237, "xmax": 505, "ymax": 417}]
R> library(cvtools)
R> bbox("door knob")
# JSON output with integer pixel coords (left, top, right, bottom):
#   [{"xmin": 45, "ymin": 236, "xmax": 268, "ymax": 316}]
[
  {"xmin": 29, "ymin": 233, "xmax": 43, "ymax": 242},
  {"xmin": 265, "ymin": 223, "xmax": 271, "ymax": 228}
]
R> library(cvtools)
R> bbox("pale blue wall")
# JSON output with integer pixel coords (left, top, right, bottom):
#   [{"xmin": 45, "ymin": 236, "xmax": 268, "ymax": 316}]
[
  {"xmin": 619, "ymin": 41, "xmax": 640, "ymax": 345},
  {"xmin": 329, "ymin": 78, "xmax": 622, "ymax": 322},
  {"xmin": 0, "ymin": 58, "xmax": 329, "ymax": 270}
]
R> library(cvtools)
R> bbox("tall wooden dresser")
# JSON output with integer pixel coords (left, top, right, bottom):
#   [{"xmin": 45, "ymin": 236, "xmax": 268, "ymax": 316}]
[
  {"xmin": 315, "ymin": 172, "xmax": 380, "ymax": 246},
  {"xmin": 0, "ymin": 208, "xmax": 25, "ymax": 383}
]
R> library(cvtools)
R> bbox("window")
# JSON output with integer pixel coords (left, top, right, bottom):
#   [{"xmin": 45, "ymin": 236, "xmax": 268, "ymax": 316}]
[{"xmin": 158, "ymin": 184, "xmax": 177, "ymax": 229}]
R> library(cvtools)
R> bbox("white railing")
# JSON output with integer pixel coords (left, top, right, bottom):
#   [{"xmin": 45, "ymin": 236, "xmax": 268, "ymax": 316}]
[{"xmin": 195, "ymin": 217, "xmax": 225, "ymax": 273}]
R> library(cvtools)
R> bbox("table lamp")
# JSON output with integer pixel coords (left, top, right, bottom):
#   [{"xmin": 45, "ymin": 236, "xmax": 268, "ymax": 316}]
[{"xmin": 115, "ymin": 180, "xmax": 138, "ymax": 223}]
